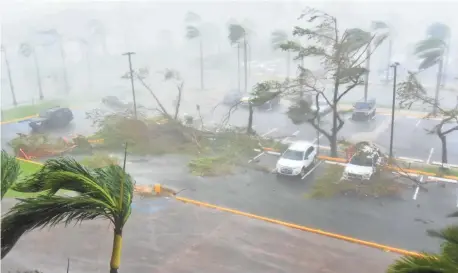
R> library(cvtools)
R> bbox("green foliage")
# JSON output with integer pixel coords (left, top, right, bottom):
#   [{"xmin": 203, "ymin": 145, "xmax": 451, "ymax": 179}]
[
  {"xmin": 1, "ymin": 150, "xmax": 21, "ymax": 199},
  {"xmin": 228, "ymin": 24, "xmax": 246, "ymax": 44},
  {"xmin": 80, "ymin": 153, "xmax": 119, "ymax": 169},
  {"xmin": 388, "ymin": 212, "xmax": 458, "ymax": 273},
  {"xmin": 186, "ymin": 25, "xmax": 200, "ymax": 39},
  {"xmin": 1, "ymin": 100, "xmax": 63, "ymax": 121},
  {"xmin": 2, "ymin": 157, "xmax": 135, "ymax": 258},
  {"xmin": 271, "ymin": 30, "xmax": 288, "ymax": 50}
]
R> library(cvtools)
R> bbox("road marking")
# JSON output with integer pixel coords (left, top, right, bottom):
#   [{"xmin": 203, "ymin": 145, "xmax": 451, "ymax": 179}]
[
  {"xmin": 413, "ymin": 176, "xmax": 424, "ymax": 200},
  {"xmin": 248, "ymin": 152, "xmax": 265, "ymax": 163},
  {"xmin": 415, "ymin": 119, "xmax": 422, "ymax": 127},
  {"xmin": 427, "ymin": 148, "xmax": 434, "ymax": 164},
  {"xmin": 397, "ymin": 157, "xmax": 424, "ymax": 163},
  {"xmin": 261, "ymin": 128, "xmax": 278, "ymax": 137},
  {"xmin": 302, "ymin": 160, "xmax": 323, "ymax": 179},
  {"xmin": 292, "ymin": 130, "xmax": 300, "ymax": 136},
  {"xmin": 312, "ymin": 134, "xmax": 323, "ymax": 144}
]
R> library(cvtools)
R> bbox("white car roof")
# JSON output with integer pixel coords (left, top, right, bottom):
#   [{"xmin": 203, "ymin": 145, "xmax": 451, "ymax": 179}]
[{"xmin": 288, "ymin": 141, "xmax": 314, "ymax": 151}]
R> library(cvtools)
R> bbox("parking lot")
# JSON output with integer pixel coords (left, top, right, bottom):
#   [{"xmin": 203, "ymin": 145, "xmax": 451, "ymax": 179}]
[{"xmin": 2, "ymin": 99, "xmax": 458, "ymax": 254}]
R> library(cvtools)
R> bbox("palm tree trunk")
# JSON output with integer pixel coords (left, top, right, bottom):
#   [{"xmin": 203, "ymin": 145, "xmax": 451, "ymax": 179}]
[
  {"xmin": 59, "ymin": 39, "xmax": 70, "ymax": 94},
  {"xmin": 243, "ymin": 35, "xmax": 248, "ymax": 93},
  {"xmin": 433, "ymin": 58, "xmax": 444, "ymax": 115},
  {"xmin": 237, "ymin": 44, "xmax": 241, "ymax": 92},
  {"xmin": 2, "ymin": 48, "xmax": 18, "ymax": 106},
  {"xmin": 199, "ymin": 38, "xmax": 204, "ymax": 90},
  {"xmin": 441, "ymin": 43, "xmax": 449, "ymax": 87},
  {"xmin": 286, "ymin": 51, "xmax": 291, "ymax": 80},
  {"xmin": 364, "ymin": 43, "xmax": 371, "ymax": 102},
  {"xmin": 110, "ymin": 227, "xmax": 123, "ymax": 273},
  {"xmin": 32, "ymin": 51, "xmax": 44, "ymax": 100},
  {"xmin": 439, "ymin": 134, "xmax": 448, "ymax": 165}
]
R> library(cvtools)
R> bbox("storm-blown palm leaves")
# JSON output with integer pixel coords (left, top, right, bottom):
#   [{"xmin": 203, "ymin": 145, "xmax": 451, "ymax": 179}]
[
  {"xmin": 19, "ymin": 43, "xmax": 33, "ymax": 58},
  {"xmin": 271, "ymin": 30, "xmax": 288, "ymax": 50},
  {"xmin": 1, "ymin": 150, "xmax": 21, "ymax": 199},
  {"xmin": 1, "ymin": 157, "xmax": 134, "ymax": 258},
  {"xmin": 387, "ymin": 212, "xmax": 458, "ymax": 273},
  {"xmin": 186, "ymin": 26, "xmax": 200, "ymax": 39},
  {"xmin": 228, "ymin": 24, "xmax": 246, "ymax": 44},
  {"xmin": 415, "ymin": 38, "xmax": 446, "ymax": 70}
]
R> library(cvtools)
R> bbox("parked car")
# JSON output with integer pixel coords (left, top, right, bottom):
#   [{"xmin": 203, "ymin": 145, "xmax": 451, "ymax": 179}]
[
  {"xmin": 102, "ymin": 96, "xmax": 133, "ymax": 109},
  {"xmin": 222, "ymin": 89, "xmax": 243, "ymax": 106},
  {"xmin": 29, "ymin": 107, "xmax": 74, "ymax": 132},
  {"xmin": 351, "ymin": 99, "xmax": 376, "ymax": 121},
  {"xmin": 275, "ymin": 141, "xmax": 317, "ymax": 178},
  {"xmin": 341, "ymin": 142, "xmax": 384, "ymax": 181},
  {"xmin": 240, "ymin": 92, "xmax": 280, "ymax": 110}
]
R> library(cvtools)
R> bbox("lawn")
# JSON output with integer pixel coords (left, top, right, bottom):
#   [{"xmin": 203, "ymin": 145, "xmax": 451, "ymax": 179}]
[
  {"xmin": 1, "ymin": 100, "xmax": 64, "ymax": 121},
  {"xmin": 3, "ymin": 160, "xmax": 43, "ymax": 198}
]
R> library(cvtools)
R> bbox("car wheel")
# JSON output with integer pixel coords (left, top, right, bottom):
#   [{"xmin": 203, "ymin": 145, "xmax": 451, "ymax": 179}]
[{"xmin": 299, "ymin": 167, "xmax": 307, "ymax": 177}]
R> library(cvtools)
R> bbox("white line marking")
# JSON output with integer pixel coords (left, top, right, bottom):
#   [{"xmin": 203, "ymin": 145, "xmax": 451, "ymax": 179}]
[
  {"xmin": 397, "ymin": 157, "xmax": 424, "ymax": 163},
  {"xmin": 248, "ymin": 152, "xmax": 265, "ymax": 163},
  {"xmin": 312, "ymin": 134, "xmax": 323, "ymax": 144},
  {"xmin": 302, "ymin": 160, "xmax": 323, "ymax": 180},
  {"xmin": 292, "ymin": 130, "xmax": 300, "ymax": 136},
  {"xmin": 415, "ymin": 119, "xmax": 422, "ymax": 127},
  {"xmin": 270, "ymin": 167, "xmax": 277, "ymax": 173},
  {"xmin": 261, "ymin": 128, "xmax": 278, "ymax": 137},
  {"xmin": 427, "ymin": 148, "xmax": 434, "ymax": 164},
  {"xmin": 413, "ymin": 176, "xmax": 424, "ymax": 200}
]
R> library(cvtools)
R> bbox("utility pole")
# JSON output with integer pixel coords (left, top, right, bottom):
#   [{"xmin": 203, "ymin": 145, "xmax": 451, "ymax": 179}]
[
  {"xmin": 122, "ymin": 52, "xmax": 138, "ymax": 119},
  {"xmin": 32, "ymin": 49, "xmax": 44, "ymax": 100},
  {"xmin": 389, "ymin": 62, "xmax": 400, "ymax": 159},
  {"xmin": 363, "ymin": 42, "xmax": 371, "ymax": 102},
  {"xmin": 58, "ymin": 37, "xmax": 70, "ymax": 94},
  {"xmin": 1, "ymin": 46, "xmax": 17, "ymax": 106}
]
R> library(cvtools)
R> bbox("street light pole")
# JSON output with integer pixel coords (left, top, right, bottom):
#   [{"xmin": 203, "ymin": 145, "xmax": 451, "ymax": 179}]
[
  {"xmin": 389, "ymin": 62, "xmax": 400, "ymax": 159},
  {"xmin": 122, "ymin": 52, "xmax": 138, "ymax": 119}
]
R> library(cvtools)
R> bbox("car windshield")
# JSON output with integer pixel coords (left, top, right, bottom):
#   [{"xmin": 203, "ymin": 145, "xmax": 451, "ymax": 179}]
[
  {"xmin": 350, "ymin": 155, "xmax": 373, "ymax": 166},
  {"xmin": 282, "ymin": 149, "xmax": 304, "ymax": 161},
  {"xmin": 354, "ymin": 102, "xmax": 371, "ymax": 110}
]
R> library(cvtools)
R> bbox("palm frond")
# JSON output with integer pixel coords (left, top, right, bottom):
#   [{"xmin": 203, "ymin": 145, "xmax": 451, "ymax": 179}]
[
  {"xmin": 387, "ymin": 253, "xmax": 454, "ymax": 273},
  {"xmin": 1, "ymin": 195, "xmax": 114, "ymax": 258},
  {"xmin": 1, "ymin": 150, "xmax": 21, "ymax": 199},
  {"xmin": 271, "ymin": 30, "xmax": 288, "ymax": 50},
  {"xmin": 13, "ymin": 157, "xmax": 125, "ymax": 208},
  {"xmin": 184, "ymin": 11, "xmax": 201, "ymax": 23},
  {"xmin": 427, "ymin": 23, "xmax": 451, "ymax": 40},
  {"xmin": 415, "ymin": 39, "xmax": 446, "ymax": 55},
  {"xmin": 371, "ymin": 21, "xmax": 389, "ymax": 30},
  {"xmin": 228, "ymin": 24, "xmax": 245, "ymax": 44},
  {"xmin": 418, "ymin": 55, "xmax": 442, "ymax": 70},
  {"xmin": 186, "ymin": 25, "xmax": 200, "ymax": 39},
  {"xmin": 428, "ymin": 225, "xmax": 458, "ymax": 264}
]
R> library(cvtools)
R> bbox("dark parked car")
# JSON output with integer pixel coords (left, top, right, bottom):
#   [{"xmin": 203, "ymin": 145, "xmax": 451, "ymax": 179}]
[
  {"xmin": 29, "ymin": 107, "xmax": 74, "ymax": 132},
  {"xmin": 351, "ymin": 99, "xmax": 376, "ymax": 121}
]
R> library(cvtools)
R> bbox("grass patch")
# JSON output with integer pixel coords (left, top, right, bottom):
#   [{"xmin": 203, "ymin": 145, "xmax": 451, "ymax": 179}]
[
  {"xmin": 80, "ymin": 153, "xmax": 119, "ymax": 169},
  {"xmin": 1, "ymin": 100, "xmax": 64, "ymax": 121},
  {"xmin": 307, "ymin": 165, "xmax": 405, "ymax": 199},
  {"xmin": 420, "ymin": 166, "xmax": 458, "ymax": 177},
  {"xmin": 4, "ymin": 160, "xmax": 42, "ymax": 198},
  {"xmin": 188, "ymin": 156, "xmax": 234, "ymax": 176}
]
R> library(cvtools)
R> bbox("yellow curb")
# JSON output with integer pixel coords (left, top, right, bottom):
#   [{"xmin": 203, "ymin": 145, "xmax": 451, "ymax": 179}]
[
  {"xmin": 16, "ymin": 157, "xmax": 44, "ymax": 166},
  {"xmin": 175, "ymin": 196, "xmax": 422, "ymax": 257},
  {"xmin": 0, "ymin": 114, "xmax": 39, "ymax": 125}
]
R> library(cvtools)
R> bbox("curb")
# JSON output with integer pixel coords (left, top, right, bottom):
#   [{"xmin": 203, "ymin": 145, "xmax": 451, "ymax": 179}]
[
  {"xmin": 175, "ymin": 196, "xmax": 422, "ymax": 257},
  {"xmin": 0, "ymin": 114, "xmax": 39, "ymax": 125}
]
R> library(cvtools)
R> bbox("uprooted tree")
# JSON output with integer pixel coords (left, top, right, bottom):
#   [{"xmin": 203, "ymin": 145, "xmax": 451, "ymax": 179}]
[
  {"xmin": 260, "ymin": 8, "xmax": 388, "ymax": 156},
  {"xmin": 397, "ymin": 71, "xmax": 458, "ymax": 167}
]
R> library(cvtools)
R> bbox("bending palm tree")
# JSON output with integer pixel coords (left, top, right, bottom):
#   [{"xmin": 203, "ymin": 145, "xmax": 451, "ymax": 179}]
[
  {"xmin": 186, "ymin": 25, "xmax": 204, "ymax": 90},
  {"xmin": 1, "ymin": 150, "xmax": 21, "ymax": 199},
  {"xmin": 1, "ymin": 156, "xmax": 134, "ymax": 273},
  {"xmin": 415, "ymin": 23, "xmax": 450, "ymax": 115},
  {"xmin": 228, "ymin": 24, "xmax": 248, "ymax": 93},
  {"xmin": 388, "ymin": 211, "xmax": 458, "ymax": 273}
]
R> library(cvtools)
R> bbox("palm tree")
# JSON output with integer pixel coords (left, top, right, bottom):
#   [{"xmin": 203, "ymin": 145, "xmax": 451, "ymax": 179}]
[
  {"xmin": 37, "ymin": 29, "xmax": 70, "ymax": 94},
  {"xmin": 1, "ymin": 156, "xmax": 135, "ymax": 273},
  {"xmin": 387, "ymin": 211, "xmax": 458, "ymax": 273},
  {"xmin": 228, "ymin": 24, "xmax": 248, "ymax": 93},
  {"xmin": 185, "ymin": 12, "xmax": 204, "ymax": 90},
  {"xmin": 271, "ymin": 30, "xmax": 291, "ymax": 80},
  {"xmin": 363, "ymin": 21, "xmax": 389, "ymax": 102},
  {"xmin": 415, "ymin": 23, "xmax": 451, "ymax": 115},
  {"xmin": 19, "ymin": 43, "xmax": 44, "ymax": 100},
  {"xmin": 1, "ymin": 45, "xmax": 17, "ymax": 106},
  {"xmin": 1, "ymin": 150, "xmax": 21, "ymax": 199}
]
